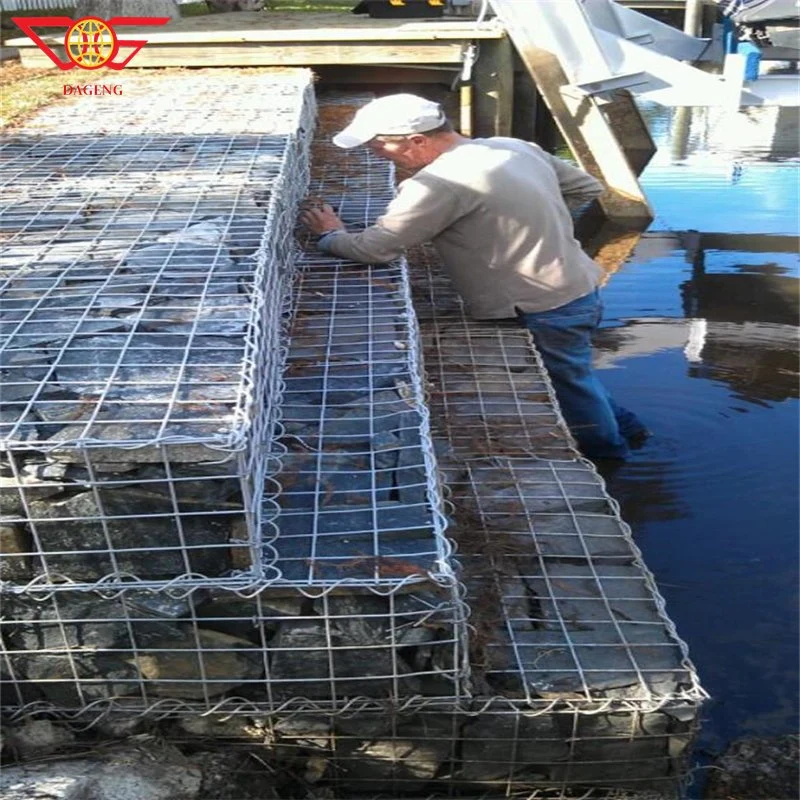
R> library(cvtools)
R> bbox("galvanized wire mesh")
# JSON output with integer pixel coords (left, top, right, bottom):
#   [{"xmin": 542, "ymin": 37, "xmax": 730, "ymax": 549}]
[
  {"xmin": 1, "ymin": 70, "xmax": 316, "ymax": 591},
  {"xmin": 406, "ymin": 246, "xmax": 705, "ymax": 711},
  {"xmin": 252, "ymin": 93, "xmax": 469, "ymax": 704},
  {"xmin": 1, "ymin": 87, "xmax": 705, "ymax": 799},
  {"xmin": 266, "ymin": 156, "xmax": 455, "ymax": 590},
  {"xmin": 1, "ymin": 89, "xmax": 469, "ymax": 719}
]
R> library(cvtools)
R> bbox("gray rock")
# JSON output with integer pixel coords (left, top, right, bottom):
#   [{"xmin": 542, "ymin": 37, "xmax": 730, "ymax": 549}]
[
  {"xmin": 195, "ymin": 592, "xmax": 303, "ymax": 640},
  {"xmin": 277, "ymin": 451, "xmax": 394, "ymax": 510},
  {"xmin": 1, "ymin": 242, "xmax": 92, "ymax": 269},
  {"xmin": 704, "ymin": 735, "xmax": 799, "ymax": 800},
  {"xmin": 269, "ymin": 619, "xmax": 421, "ymax": 699},
  {"xmin": 448, "ymin": 397, "xmax": 552, "ymax": 422},
  {"xmin": 123, "ymin": 243, "xmax": 235, "ymax": 274},
  {"xmin": 9, "ymin": 597, "xmax": 171, "ymax": 705},
  {"xmin": 335, "ymin": 717, "xmax": 455, "ymax": 792},
  {"xmin": 510, "ymin": 626, "xmax": 683, "ymax": 698},
  {"xmin": 133, "ymin": 627, "xmax": 264, "ymax": 698},
  {"xmin": 56, "ymin": 463, "xmax": 242, "ymax": 508},
  {"xmin": 4, "ymin": 719, "xmax": 75, "ymax": 758},
  {"xmin": 396, "ymin": 430, "xmax": 428, "ymax": 505},
  {"xmin": 84, "ymin": 210, "xmax": 199, "ymax": 235},
  {"xmin": 282, "ymin": 369, "xmax": 406, "ymax": 405},
  {"xmin": 0, "ymin": 205, "xmax": 85, "ymax": 233},
  {"xmin": 9, "ymin": 595, "xmax": 263, "ymax": 702},
  {"xmin": 0, "ymin": 520, "xmax": 32, "ymax": 583},
  {"xmin": 280, "ymin": 390, "xmax": 409, "ymax": 443},
  {"xmin": 464, "ymin": 460, "xmax": 609, "ymax": 521},
  {"xmin": 0, "ymin": 745, "xmax": 202, "ymax": 800},
  {"xmin": 222, "ymin": 216, "xmax": 268, "ymax": 257},
  {"xmin": 272, "ymin": 502, "xmax": 438, "ymax": 582},
  {"xmin": 466, "ymin": 576, "xmax": 535, "ymax": 695},
  {"xmin": 125, "ymin": 589, "xmax": 197, "ymax": 619},
  {"xmin": 178, "ymin": 716, "xmax": 266, "ymax": 739},
  {"xmin": 548, "ymin": 711, "xmax": 675, "ymax": 784},
  {"xmin": 311, "ymin": 595, "xmax": 388, "ymax": 646},
  {"xmin": 0, "ymin": 347, "xmax": 51, "ymax": 373},
  {"xmin": 459, "ymin": 709, "xmax": 568, "ymax": 781},
  {"xmin": 531, "ymin": 512, "xmax": 633, "ymax": 558},
  {"xmin": 1, "ymin": 477, "xmax": 30, "ymax": 516},
  {"xmin": 27, "ymin": 489, "xmax": 234, "ymax": 581},
  {"xmin": 120, "ymin": 297, "xmax": 249, "ymax": 336},
  {"xmin": 50, "ymin": 332, "xmax": 245, "ymax": 398},
  {"xmin": 3, "ymin": 408, "xmax": 45, "ymax": 447},
  {"xmin": 190, "ymin": 749, "xmax": 279, "ymax": 800},
  {"xmin": 44, "ymin": 420, "xmax": 239, "ymax": 462},
  {"xmin": 93, "ymin": 716, "xmax": 144, "ymax": 739},
  {"xmin": 525, "ymin": 562, "xmax": 667, "ymax": 630},
  {"xmin": 2, "ymin": 317, "xmax": 132, "ymax": 351},
  {"xmin": 334, "ymin": 712, "xmax": 395, "ymax": 738}
]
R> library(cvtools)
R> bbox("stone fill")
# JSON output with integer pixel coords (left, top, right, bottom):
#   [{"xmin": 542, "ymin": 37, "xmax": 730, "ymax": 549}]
[
  {"xmin": 0, "ymin": 88, "xmax": 706, "ymax": 800},
  {"xmin": 0, "ymin": 70, "xmax": 316, "ymax": 586}
]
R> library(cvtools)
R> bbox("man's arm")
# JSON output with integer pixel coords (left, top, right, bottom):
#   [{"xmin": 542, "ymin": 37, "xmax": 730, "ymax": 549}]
[
  {"xmin": 307, "ymin": 173, "xmax": 467, "ymax": 264},
  {"xmin": 544, "ymin": 152, "xmax": 604, "ymax": 210}
]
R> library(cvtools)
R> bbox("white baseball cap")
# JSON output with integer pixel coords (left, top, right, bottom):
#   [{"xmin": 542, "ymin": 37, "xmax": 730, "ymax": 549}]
[{"xmin": 332, "ymin": 93, "xmax": 447, "ymax": 149}]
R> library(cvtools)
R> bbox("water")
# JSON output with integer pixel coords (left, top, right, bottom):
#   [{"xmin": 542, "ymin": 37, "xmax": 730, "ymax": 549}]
[{"xmin": 592, "ymin": 103, "xmax": 799, "ymax": 768}]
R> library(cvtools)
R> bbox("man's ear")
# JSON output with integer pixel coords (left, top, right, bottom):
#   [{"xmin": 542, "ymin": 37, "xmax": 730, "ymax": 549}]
[{"xmin": 408, "ymin": 134, "xmax": 427, "ymax": 146}]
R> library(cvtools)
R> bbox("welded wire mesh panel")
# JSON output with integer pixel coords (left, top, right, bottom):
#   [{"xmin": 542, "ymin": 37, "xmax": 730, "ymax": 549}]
[
  {"xmin": 0, "ymin": 583, "xmax": 466, "ymax": 714},
  {"xmin": 0, "ymin": 88, "xmax": 704, "ymax": 798},
  {"xmin": 272, "ymin": 259, "xmax": 451, "ymax": 587},
  {"xmin": 408, "ymin": 247, "xmax": 576, "ymax": 463},
  {"xmin": 399, "ymin": 138, "xmax": 704, "ymax": 795},
  {"xmin": 406, "ymin": 247, "xmax": 704, "ymax": 710},
  {"xmin": 153, "ymin": 704, "xmax": 692, "ymax": 797},
  {"xmin": 251, "ymin": 95, "xmax": 469, "ymax": 706},
  {"xmin": 0, "ymin": 70, "xmax": 315, "ymax": 589},
  {"xmin": 450, "ymin": 459, "xmax": 698, "ymax": 704},
  {"xmin": 265, "ymin": 97, "xmax": 455, "ymax": 593}
]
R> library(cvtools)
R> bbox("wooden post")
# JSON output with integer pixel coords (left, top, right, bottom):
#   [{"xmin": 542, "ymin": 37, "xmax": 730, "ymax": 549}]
[
  {"xmin": 684, "ymin": 0, "xmax": 704, "ymax": 37},
  {"xmin": 460, "ymin": 83, "xmax": 473, "ymax": 136},
  {"xmin": 491, "ymin": 0, "xmax": 653, "ymax": 224},
  {"xmin": 472, "ymin": 35, "xmax": 514, "ymax": 137},
  {"xmin": 511, "ymin": 48, "xmax": 538, "ymax": 142},
  {"xmin": 600, "ymin": 90, "xmax": 657, "ymax": 176},
  {"xmin": 514, "ymin": 47, "xmax": 653, "ymax": 223}
]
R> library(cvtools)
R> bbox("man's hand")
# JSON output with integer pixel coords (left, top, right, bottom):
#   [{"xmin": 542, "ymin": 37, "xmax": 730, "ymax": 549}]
[{"xmin": 300, "ymin": 199, "xmax": 346, "ymax": 235}]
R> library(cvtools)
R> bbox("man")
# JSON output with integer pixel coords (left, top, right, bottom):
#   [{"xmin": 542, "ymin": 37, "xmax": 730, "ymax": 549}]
[{"xmin": 301, "ymin": 93, "xmax": 648, "ymax": 460}]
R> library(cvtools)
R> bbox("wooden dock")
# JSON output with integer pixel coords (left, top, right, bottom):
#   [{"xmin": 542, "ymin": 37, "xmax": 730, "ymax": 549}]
[
  {"xmin": 7, "ymin": 3, "xmax": 698, "ymax": 138},
  {"xmin": 8, "ymin": 11, "xmax": 514, "ymax": 140},
  {"xmin": 7, "ymin": 3, "xmax": 705, "ymax": 223}
]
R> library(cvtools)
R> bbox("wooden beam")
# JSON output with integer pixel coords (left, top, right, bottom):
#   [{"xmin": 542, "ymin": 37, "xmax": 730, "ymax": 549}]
[
  {"xmin": 314, "ymin": 65, "xmax": 458, "ymax": 84},
  {"xmin": 5, "ymin": 12, "xmax": 505, "ymax": 47},
  {"xmin": 472, "ymin": 35, "xmax": 514, "ymax": 137},
  {"xmin": 599, "ymin": 90, "xmax": 657, "ymax": 176},
  {"xmin": 491, "ymin": 0, "xmax": 653, "ymax": 224},
  {"xmin": 18, "ymin": 41, "xmax": 467, "ymax": 69},
  {"xmin": 684, "ymin": 232, "xmax": 800, "ymax": 254}
]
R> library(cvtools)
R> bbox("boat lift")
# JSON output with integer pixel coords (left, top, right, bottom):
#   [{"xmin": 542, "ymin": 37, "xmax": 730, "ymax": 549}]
[{"xmin": 488, "ymin": 0, "xmax": 799, "ymax": 222}]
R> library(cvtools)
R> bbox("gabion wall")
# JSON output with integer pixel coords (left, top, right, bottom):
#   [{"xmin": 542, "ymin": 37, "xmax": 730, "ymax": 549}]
[
  {"xmin": 2, "ymin": 85, "xmax": 705, "ymax": 800},
  {"xmin": 1, "ymin": 71, "xmax": 316, "ymax": 590}
]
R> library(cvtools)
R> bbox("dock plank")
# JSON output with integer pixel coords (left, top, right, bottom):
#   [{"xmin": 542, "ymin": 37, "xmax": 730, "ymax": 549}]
[{"xmin": 6, "ymin": 11, "xmax": 505, "ymax": 47}]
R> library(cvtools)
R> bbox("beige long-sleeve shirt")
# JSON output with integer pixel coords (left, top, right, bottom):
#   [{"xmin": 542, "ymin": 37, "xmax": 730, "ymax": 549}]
[{"xmin": 319, "ymin": 137, "xmax": 605, "ymax": 319}]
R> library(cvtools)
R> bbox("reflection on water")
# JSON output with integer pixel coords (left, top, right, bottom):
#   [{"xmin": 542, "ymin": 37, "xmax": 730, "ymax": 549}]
[
  {"xmin": 638, "ymin": 103, "xmax": 800, "ymax": 234},
  {"xmin": 590, "ymin": 103, "xmax": 799, "ymax": 764}
]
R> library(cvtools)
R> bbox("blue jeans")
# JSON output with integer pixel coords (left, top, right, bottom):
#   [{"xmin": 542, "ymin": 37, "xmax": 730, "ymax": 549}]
[{"xmin": 517, "ymin": 290, "xmax": 645, "ymax": 460}]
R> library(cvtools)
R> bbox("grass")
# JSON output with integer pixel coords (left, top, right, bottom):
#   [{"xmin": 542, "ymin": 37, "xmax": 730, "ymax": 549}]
[
  {"xmin": 0, "ymin": 62, "xmax": 72, "ymax": 128},
  {"xmin": 0, "ymin": 0, "xmax": 357, "ymax": 128}
]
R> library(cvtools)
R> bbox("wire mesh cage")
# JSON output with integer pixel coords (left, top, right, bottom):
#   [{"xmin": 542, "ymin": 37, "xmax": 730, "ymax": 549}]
[
  {"xmin": 1, "ymin": 88, "xmax": 705, "ymax": 800},
  {"xmin": 0, "ymin": 70, "xmax": 316, "ymax": 590},
  {"xmin": 0, "ymin": 583, "xmax": 467, "ymax": 713}
]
